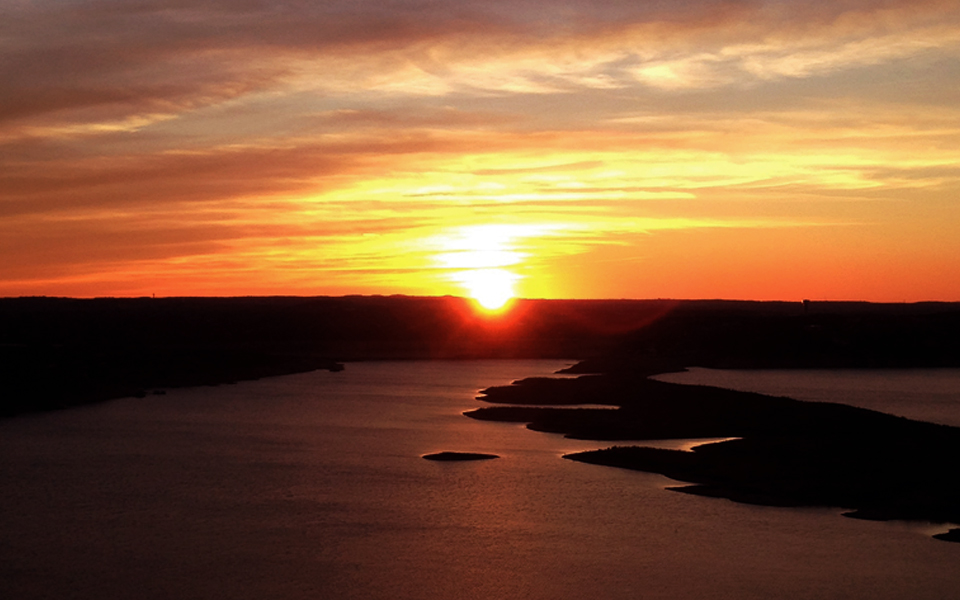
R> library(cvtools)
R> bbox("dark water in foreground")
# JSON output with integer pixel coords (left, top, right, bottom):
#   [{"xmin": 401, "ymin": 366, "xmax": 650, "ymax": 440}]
[{"xmin": 3, "ymin": 361, "xmax": 960, "ymax": 599}]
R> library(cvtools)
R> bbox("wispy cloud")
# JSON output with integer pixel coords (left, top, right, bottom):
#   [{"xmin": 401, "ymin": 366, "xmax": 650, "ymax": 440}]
[{"xmin": 2, "ymin": 0, "xmax": 959, "ymax": 299}]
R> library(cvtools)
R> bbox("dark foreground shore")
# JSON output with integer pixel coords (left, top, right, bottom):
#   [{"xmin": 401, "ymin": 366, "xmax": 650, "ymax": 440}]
[{"xmin": 468, "ymin": 373, "xmax": 960, "ymax": 543}]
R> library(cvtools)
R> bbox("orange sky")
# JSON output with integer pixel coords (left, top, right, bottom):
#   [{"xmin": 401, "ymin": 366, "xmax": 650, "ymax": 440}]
[{"xmin": 2, "ymin": 0, "xmax": 960, "ymax": 301}]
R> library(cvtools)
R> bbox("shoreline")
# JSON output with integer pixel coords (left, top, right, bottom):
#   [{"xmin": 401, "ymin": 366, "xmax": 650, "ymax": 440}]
[
  {"xmin": 469, "ymin": 368, "xmax": 960, "ymax": 544},
  {"xmin": 0, "ymin": 345, "xmax": 344, "ymax": 418}
]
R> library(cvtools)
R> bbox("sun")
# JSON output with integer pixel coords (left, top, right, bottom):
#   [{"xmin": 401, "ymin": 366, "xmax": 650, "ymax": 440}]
[
  {"xmin": 462, "ymin": 268, "xmax": 516, "ymax": 311},
  {"xmin": 431, "ymin": 224, "xmax": 532, "ymax": 311}
]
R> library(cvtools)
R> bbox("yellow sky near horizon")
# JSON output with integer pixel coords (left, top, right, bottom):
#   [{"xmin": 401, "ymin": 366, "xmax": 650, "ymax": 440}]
[{"xmin": 2, "ymin": 0, "xmax": 960, "ymax": 301}]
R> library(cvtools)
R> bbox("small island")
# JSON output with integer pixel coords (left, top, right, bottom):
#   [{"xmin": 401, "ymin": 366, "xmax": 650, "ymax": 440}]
[{"xmin": 422, "ymin": 452, "xmax": 500, "ymax": 461}]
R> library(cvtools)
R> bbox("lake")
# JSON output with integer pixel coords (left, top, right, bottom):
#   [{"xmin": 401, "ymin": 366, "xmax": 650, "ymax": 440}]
[{"xmin": 3, "ymin": 361, "xmax": 960, "ymax": 599}]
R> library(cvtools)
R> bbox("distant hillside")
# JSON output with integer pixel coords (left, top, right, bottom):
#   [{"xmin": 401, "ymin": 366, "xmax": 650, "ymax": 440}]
[
  {"xmin": 564, "ymin": 299, "xmax": 960, "ymax": 374},
  {"xmin": 2, "ymin": 296, "xmax": 959, "ymax": 416}
]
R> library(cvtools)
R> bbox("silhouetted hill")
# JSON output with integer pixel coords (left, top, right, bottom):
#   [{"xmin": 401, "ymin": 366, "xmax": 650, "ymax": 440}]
[
  {"xmin": 2, "ymin": 296, "xmax": 960, "ymax": 416},
  {"xmin": 0, "ymin": 295, "xmax": 670, "ymax": 416},
  {"xmin": 564, "ymin": 299, "xmax": 960, "ymax": 373}
]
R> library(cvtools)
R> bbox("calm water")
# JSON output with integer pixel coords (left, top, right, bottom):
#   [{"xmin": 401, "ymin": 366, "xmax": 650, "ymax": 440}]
[{"xmin": 3, "ymin": 361, "xmax": 960, "ymax": 599}]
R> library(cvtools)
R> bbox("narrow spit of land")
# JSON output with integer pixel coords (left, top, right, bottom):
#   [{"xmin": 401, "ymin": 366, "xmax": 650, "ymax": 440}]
[{"xmin": 466, "ymin": 372, "xmax": 960, "ymax": 543}]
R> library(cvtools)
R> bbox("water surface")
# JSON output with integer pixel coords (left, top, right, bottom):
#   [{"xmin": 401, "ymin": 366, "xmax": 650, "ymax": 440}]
[{"xmin": 3, "ymin": 361, "xmax": 959, "ymax": 599}]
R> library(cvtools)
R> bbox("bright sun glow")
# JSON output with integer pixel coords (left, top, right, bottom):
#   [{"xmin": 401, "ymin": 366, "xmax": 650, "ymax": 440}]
[
  {"xmin": 431, "ymin": 224, "xmax": 537, "ymax": 309},
  {"xmin": 460, "ymin": 268, "xmax": 517, "ymax": 311}
]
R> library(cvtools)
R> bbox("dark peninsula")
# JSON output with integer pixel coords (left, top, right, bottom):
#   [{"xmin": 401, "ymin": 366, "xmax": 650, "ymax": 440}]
[
  {"xmin": 468, "ymin": 373, "xmax": 960, "ymax": 542},
  {"xmin": 460, "ymin": 298, "xmax": 960, "ymax": 542}
]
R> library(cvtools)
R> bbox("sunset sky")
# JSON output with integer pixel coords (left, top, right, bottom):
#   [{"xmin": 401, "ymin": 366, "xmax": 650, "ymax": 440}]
[{"xmin": 3, "ymin": 0, "xmax": 959, "ymax": 301}]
